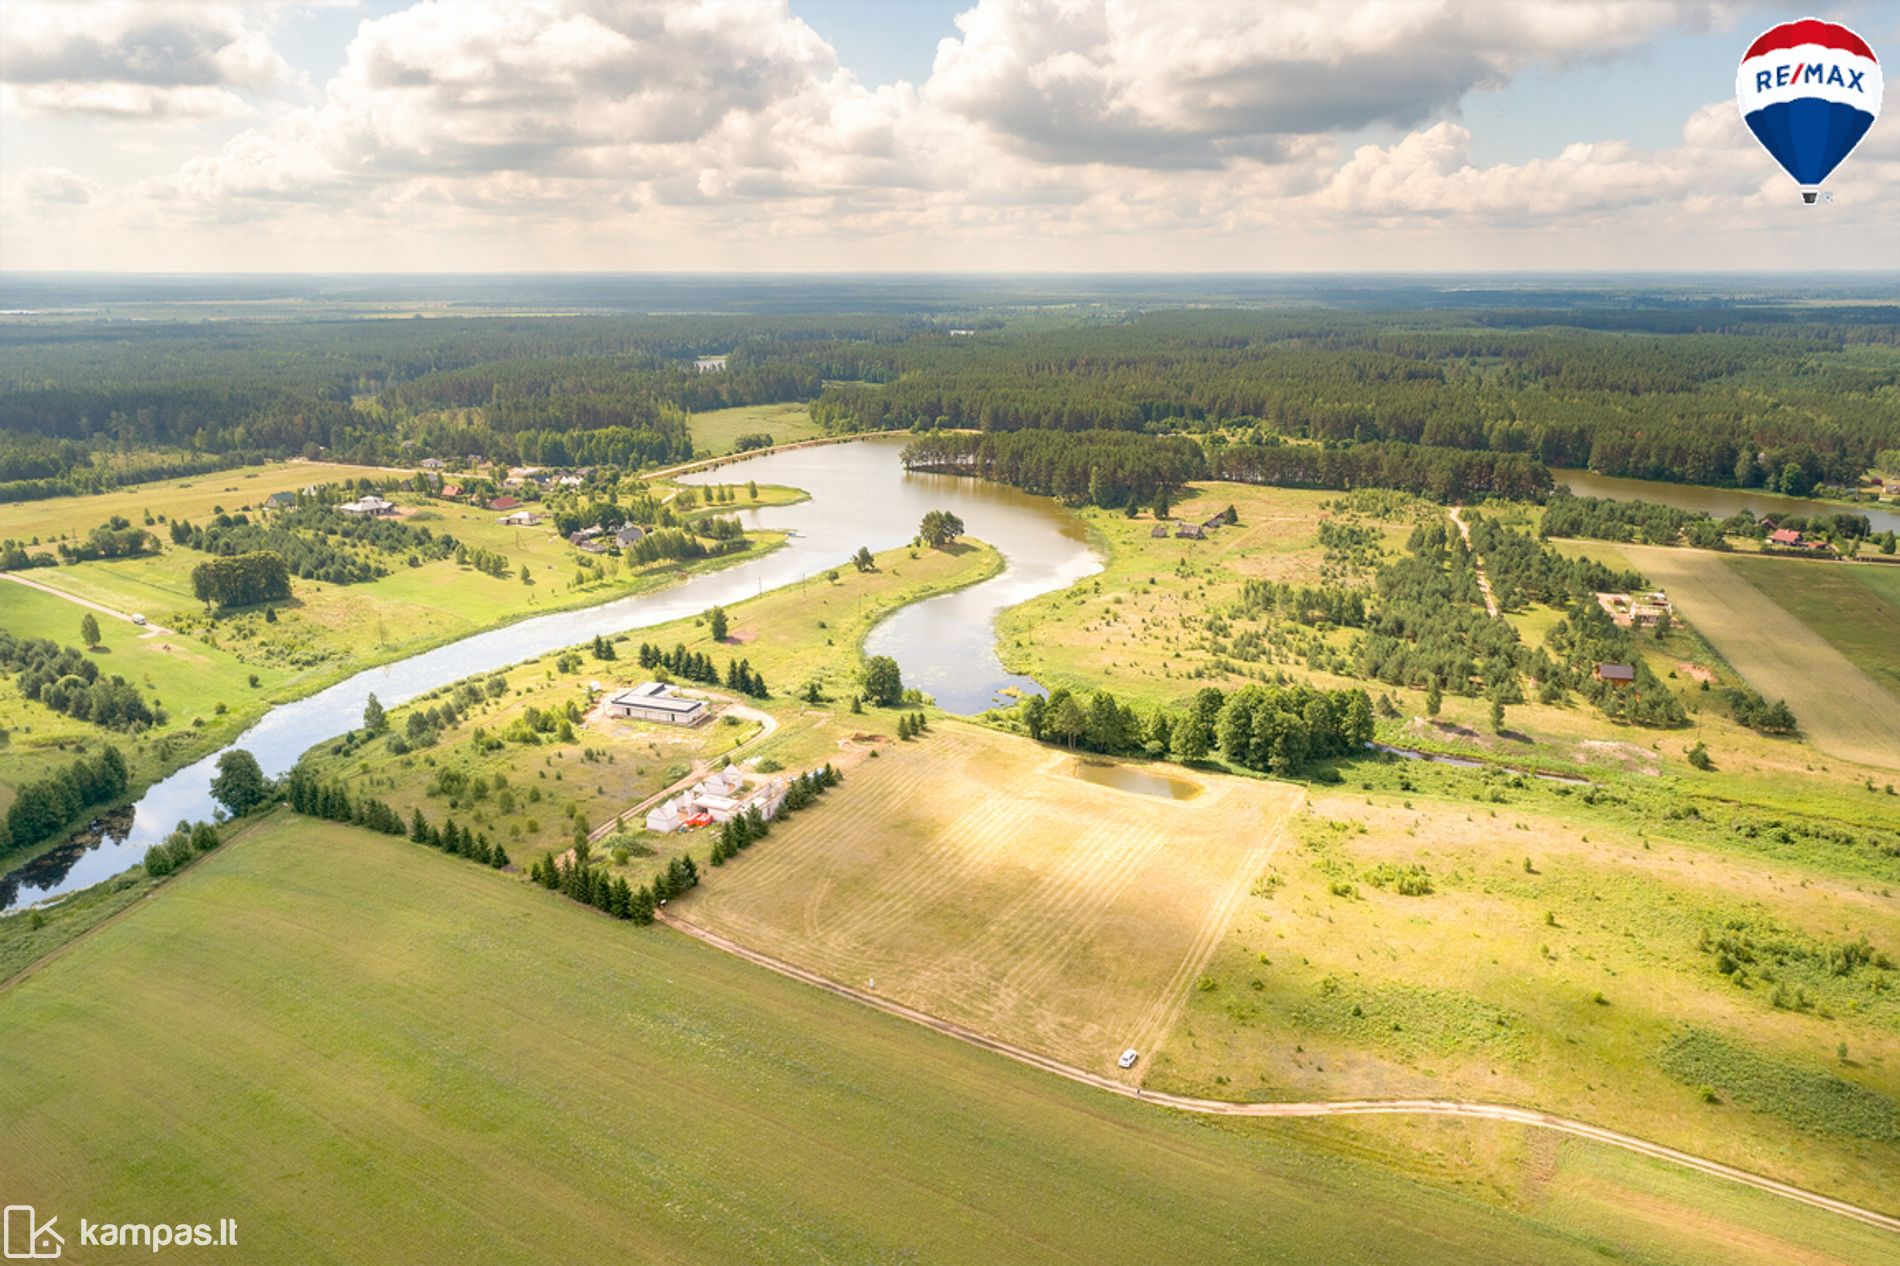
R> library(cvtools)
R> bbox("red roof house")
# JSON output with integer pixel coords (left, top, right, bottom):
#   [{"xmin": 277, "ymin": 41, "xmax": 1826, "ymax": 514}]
[
  {"xmin": 1768, "ymin": 528, "xmax": 1802, "ymax": 546},
  {"xmin": 488, "ymin": 495, "xmax": 521, "ymax": 511}
]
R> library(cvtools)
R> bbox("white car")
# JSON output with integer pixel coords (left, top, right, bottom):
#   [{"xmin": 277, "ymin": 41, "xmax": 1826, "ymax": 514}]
[
  {"xmin": 131, "ymin": 613, "xmax": 147, "ymax": 626},
  {"xmin": 1117, "ymin": 1048, "xmax": 1139, "ymax": 1069}
]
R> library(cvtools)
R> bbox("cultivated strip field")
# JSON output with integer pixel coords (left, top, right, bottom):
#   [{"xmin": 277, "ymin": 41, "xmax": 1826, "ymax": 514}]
[
  {"xmin": 1626, "ymin": 546, "xmax": 1900, "ymax": 771},
  {"xmin": 681, "ymin": 722, "xmax": 1303, "ymax": 1071},
  {"xmin": 13, "ymin": 813, "xmax": 1865, "ymax": 1266}
]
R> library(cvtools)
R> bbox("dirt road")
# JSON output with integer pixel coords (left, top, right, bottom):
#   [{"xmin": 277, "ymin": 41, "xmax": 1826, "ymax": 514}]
[
  {"xmin": 1448, "ymin": 505, "xmax": 1499, "ymax": 618},
  {"xmin": 1, "ymin": 570, "xmax": 174, "ymax": 636},
  {"xmin": 660, "ymin": 913, "xmax": 1900, "ymax": 1236}
]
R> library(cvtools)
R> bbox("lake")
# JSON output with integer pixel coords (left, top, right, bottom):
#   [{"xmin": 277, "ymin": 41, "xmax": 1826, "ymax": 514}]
[
  {"xmin": 2, "ymin": 437, "xmax": 1097, "ymax": 911},
  {"xmin": 1553, "ymin": 468, "xmax": 1900, "ymax": 536}
]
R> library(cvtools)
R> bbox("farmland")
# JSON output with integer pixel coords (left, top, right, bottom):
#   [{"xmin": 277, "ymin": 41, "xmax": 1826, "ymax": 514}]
[
  {"xmin": 2, "ymin": 812, "xmax": 1891, "ymax": 1266},
  {"xmin": 0, "ymin": 459, "xmax": 409, "ymax": 547},
  {"xmin": 687, "ymin": 401, "xmax": 827, "ymax": 457},
  {"xmin": 683, "ymin": 720, "xmax": 1306, "ymax": 1070},
  {"xmin": 1622, "ymin": 546, "xmax": 1900, "ymax": 771}
]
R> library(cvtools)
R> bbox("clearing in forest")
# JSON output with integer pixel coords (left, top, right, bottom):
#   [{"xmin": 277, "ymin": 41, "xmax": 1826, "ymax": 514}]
[{"xmin": 679, "ymin": 720, "xmax": 1303, "ymax": 1071}]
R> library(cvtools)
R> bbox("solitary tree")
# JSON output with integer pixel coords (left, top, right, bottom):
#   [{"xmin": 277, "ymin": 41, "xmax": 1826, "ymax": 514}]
[
  {"xmin": 80, "ymin": 613, "xmax": 102, "ymax": 648},
  {"xmin": 1490, "ymin": 697, "xmax": 1506, "ymax": 732},
  {"xmin": 708, "ymin": 605, "xmax": 729, "ymax": 641},
  {"xmin": 852, "ymin": 546, "xmax": 876, "ymax": 572},
  {"xmin": 1425, "ymin": 679, "xmax": 1443, "ymax": 718},
  {"xmin": 918, "ymin": 510, "xmax": 965, "ymax": 549},
  {"xmin": 860, "ymin": 655, "xmax": 904, "ymax": 706},
  {"xmin": 363, "ymin": 693, "xmax": 388, "ymax": 734},
  {"xmin": 210, "ymin": 749, "xmax": 271, "ymax": 817}
]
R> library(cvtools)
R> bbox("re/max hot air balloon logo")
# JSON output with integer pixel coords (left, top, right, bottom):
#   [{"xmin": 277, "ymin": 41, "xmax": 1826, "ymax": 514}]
[{"xmin": 1737, "ymin": 18, "xmax": 1882, "ymax": 202}]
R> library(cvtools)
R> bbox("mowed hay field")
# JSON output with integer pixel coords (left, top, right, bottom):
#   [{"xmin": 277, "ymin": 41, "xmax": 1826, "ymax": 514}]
[
  {"xmin": 1622, "ymin": 546, "xmax": 1900, "ymax": 772},
  {"xmin": 687, "ymin": 401, "xmax": 827, "ymax": 456},
  {"xmin": 681, "ymin": 721, "xmax": 1304, "ymax": 1072},
  {"xmin": 0, "ymin": 460, "xmax": 408, "ymax": 548},
  {"xmin": 0, "ymin": 813, "xmax": 1836, "ymax": 1266}
]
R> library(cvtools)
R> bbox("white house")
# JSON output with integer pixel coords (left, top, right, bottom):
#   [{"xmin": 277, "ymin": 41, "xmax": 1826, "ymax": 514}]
[
  {"xmin": 336, "ymin": 494, "xmax": 395, "ymax": 517},
  {"xmin": 604, "ymin": 681, "xmax": 707, "ymax": 726},
  {"xmin": 499, "ymin": 509, "xmax": 541, "ymax": 526},
  {"xmin": 643, "ymin": 766, "xmax": 788, "ymax": 833}
]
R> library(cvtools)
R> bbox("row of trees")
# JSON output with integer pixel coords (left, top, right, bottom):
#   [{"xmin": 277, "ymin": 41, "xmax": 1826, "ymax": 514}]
[
  {"xmin": 903, "ymin": 430, "xmax": 1205, "ymax": 510},
  {"xmin": 633, "ymin": 642, "xmax": 770, "ymax": 698},
  {"xmin": 709, "ymin": 765, "xmax": 842, "ymax": 864},
  {"xmin": 1, "ymin": 745, "xmax": 129, "ymax": 857},
  {"xmin": 141, "ymin": 820, "xmax": 223, "ymax": 879},
  {"xmin": 530, "ymin": 836, "xmax": 698, "ymax": 924},
  {"xmin": 1017, "ymin": 681, "xmax": 1374, "ymax": 777}
]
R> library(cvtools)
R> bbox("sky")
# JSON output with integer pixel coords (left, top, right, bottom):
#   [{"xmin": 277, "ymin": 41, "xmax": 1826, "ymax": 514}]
[{"xmin": 1, "ymin": 0, "xmax": 1897, "ymax": 273}]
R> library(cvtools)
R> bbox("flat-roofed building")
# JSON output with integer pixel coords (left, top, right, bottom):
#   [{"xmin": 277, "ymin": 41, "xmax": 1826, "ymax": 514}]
[{"xmin": 604, "ymin": 681, "xmax": 707, "ymax": 726}]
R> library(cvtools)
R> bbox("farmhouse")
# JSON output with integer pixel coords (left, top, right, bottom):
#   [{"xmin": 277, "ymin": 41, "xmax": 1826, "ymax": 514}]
[
  {"xmin": 440, "ymin": 483, "xmax": 463, "ymax": 499},
  {"xmin": 263, "ymin": 490, "xmax": 297, "ymax": 510},
  {"xmin": 488, "ymin": 495, "xmax": 521, "ymax": 511},
  {"xmin": 499, "ymin": 509, "xmax": 540, "ymax": 526},
  {"xmin": 420, "ymin": 457, "xmax": 445, "ymax": 470},
  {"xmin": 1594, "ymin": 662, "xmax": 1636, "ymax": 686},
  {"xmin": 336, "ymin": 494, "xmax": 395, "ymax": 517},
  {"xmin": 1151, "ymin": 522, "xmax": 1171, "ymax": 538},
  {"xmin": 1176, "ymin": 523, "xmax": 1206, "ymax": 540},
  {"xmin": 644, "ymin": 765, "xmax": 789, "ymax": 833},
  {"xmin": 604, "ymin": 681, "xmax": 707, "ymax": 726},
  {"xmin": 1595, "ymin": 590, "xmax": 1672, "ymax": 628},
  {"xmin": 615, "ymin": 524, "xmax": 647, "ymax": 548},
  {"xmin": 1768, "ymin": 528, "xmax": 1803, "ymax": 546}
]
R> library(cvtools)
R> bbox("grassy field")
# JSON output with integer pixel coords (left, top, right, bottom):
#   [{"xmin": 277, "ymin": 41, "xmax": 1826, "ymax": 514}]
[
  {"xmin": 1622, "ymin": 546, "xmax": 1900, "ymax": 772},
  {"xmin": 0, "ymin": 460, "xmax": 408, "ymax": 548},
  {"xmin": 17, "ymin": 492, "xmax": 784, "ymax": 686},
  {"xmin": 0, "ymin": 579, "xmax": 293, "ymax": 824},
  {"xmin": 3, "ymin": 812, "xmax": 1891, "ymax": 1265},
  {"xmin": 1147, "ymin": 786, "xmax": 1900, "ymax": 1215},
  {"xmin": 995, "ymin": 480, "xmax": 1410, "ymax": 713},
  {"xmin": 1721, "ymin": 557, "xmax": 1900, "ymax": 698},
  {"xmin": 684, "ymin": 720, "xmax": 1306, "ymax": 1071},
  {"xmin": 297, "ymin": 541, "xmax": 1004, "ymax": 886},
  {"xmin": 686, "ymin": 401, "xmax": 826, "ymax": 457}
]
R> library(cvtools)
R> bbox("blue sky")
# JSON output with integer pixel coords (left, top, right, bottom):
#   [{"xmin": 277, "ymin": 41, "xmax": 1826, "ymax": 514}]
[{"xmin": 2, "ymin": 1, "xmax": 1896, "ymax": 272}]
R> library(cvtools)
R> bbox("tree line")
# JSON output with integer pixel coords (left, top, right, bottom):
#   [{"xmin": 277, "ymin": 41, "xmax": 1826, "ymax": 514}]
[
  {"xmin": 1, "ymin": 745, "xmax": 129, "ymax": 858},
  {"xmin": 1016, "ymin": 681, "xmax": 1374, "ymax": 777},
  {"xmin": 634, "ymin": 642, "xmax": 769, "ymax": 698}
]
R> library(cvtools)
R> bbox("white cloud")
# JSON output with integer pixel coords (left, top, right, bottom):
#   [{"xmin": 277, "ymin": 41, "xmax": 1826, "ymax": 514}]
[
  {"xmin": 5, "ymin": 0, "xmax": 1894, "ymax": 270},
  {"xmin": 923, "ymin": 0, "xmax": 1724, "ymax": 167},
  {"xmin": 15, "ymin": 166, "xmax": 104, "ymax": 205},
  {"xmin": 0, "ymin": 0, "xmax": 299, "ymax": 120}
]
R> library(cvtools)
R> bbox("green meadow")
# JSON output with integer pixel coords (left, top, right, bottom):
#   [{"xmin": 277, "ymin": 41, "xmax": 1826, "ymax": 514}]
[{"xmin": 3, "ymin": 813, "xmax": 1892, "ymax": 1266}]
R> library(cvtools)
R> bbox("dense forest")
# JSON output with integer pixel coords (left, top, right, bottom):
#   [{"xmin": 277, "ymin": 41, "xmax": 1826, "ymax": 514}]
[{"xmin": 2, "ymin": 302, "xmax": 1896, "ymax": 502}]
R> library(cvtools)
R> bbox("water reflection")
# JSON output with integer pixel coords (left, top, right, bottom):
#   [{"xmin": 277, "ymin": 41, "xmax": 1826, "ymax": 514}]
[
  {"xmin": 1065, "ymin": 759, "xmax": 1205, "ymax": 800},
  {"xmin": 3, "ymin": 437, "xmax": 1097, "ymax": 911}
]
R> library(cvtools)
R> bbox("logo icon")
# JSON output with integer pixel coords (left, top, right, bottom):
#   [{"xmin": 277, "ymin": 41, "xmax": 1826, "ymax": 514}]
[
  {"xmin": 1736, "ymin": 18, "xmax": 1883, "ymax": 202},
  {"xmin": 2, "ymin": 1207, "xmax": 62, "ymax": 1260}
]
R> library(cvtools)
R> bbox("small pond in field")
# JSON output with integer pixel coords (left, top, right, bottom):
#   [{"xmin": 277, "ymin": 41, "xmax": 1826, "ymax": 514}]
[{"xmin": 1066, "ymin": 759, "xmax": 1205, "ymax": 800}]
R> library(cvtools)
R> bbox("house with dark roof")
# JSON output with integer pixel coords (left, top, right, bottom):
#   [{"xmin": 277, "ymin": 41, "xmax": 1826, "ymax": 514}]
[
  {"xmin": 1594, "ymin": 663, "xmax": 1636, "ymax": 686},
  {"xmin": 1151, "ymin": 522, "xmax": 1171, "ymax": 538},
  {"xmin": 1176, "ymin": 523, "xmax": 1206, "ymax": 540}
]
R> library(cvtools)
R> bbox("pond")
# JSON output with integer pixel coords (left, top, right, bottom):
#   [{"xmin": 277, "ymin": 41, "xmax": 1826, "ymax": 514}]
[
  {"xmin": 1065, "ymin": 759, "xmax": 1205, "ymax": 800},
  {"xmin": 2, "ymin": 437, "xmax": 1098, "ymax": 912},
  {"xmin": 1553, "ymin": 468, "xmax": 1900, "ymax": 536}
]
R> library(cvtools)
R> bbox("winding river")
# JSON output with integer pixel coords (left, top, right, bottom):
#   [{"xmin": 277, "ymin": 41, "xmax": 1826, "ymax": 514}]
[{"xmin": 2, "ymin": 437, "xmax": 1100, "ymax": 912}]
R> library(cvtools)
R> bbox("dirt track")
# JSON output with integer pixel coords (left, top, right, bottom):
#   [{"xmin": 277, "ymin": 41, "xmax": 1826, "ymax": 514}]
[{"xmin": 660, "ymin": 913, "xmax": 1900, "ymax": 1236}]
